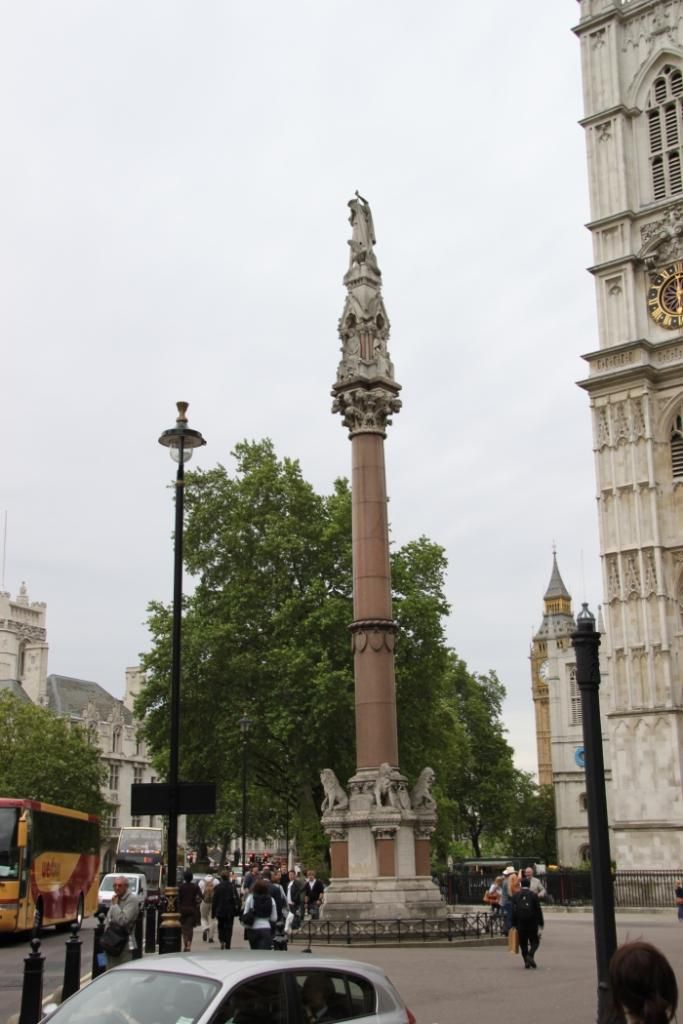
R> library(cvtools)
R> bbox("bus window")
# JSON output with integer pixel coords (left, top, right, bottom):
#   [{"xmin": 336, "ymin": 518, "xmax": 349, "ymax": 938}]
[{"xmin": 0, "ymin": 807, "xmax": 19, "ymax": 880}]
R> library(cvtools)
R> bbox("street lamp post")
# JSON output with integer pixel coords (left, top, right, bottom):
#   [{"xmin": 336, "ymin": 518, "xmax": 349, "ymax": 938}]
[
  {"xmin": 572, "ymin": 603, "xmax": 617, "ymax": 1023},
  {"xmin": 239, "ymin": 714, "xmax": 252, "ymax": 873},
  {"xmin": 158, "ymin": 401, "xmax": 206, "ymax": 954}
]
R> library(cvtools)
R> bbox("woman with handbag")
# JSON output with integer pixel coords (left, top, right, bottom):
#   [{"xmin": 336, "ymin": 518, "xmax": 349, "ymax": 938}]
[
  {"xmin": 178, "ymin": 870, "xmax": 201, "ymax": 952},
  {"xmin": 483, "ymin": 875, "xmax": 503, "ymax": 918}
]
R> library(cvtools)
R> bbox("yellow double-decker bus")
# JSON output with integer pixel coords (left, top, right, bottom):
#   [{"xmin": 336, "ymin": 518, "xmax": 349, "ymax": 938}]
[{"xmin": 0, "ymin": 798, "xmax": 100, "ymax": 933}]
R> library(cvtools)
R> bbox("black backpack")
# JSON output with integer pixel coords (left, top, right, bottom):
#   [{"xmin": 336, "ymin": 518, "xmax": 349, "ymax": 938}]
[{"xmin": 515, "ymin": 890, "xmax": 536, "ymax": 922}]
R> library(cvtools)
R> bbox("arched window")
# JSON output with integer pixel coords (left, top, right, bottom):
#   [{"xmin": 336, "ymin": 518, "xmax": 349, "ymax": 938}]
[
  {"xmin": 647, "ymin": 65, "xmax": 683, "ymax": 200},
  {"xmin": 671, "ymin": 412, "xmax": 683, "ymax": 478},
  {"xmin": 112, "ymin": 726, "xmax": 122, "ymax": 754},
  {"xmin": 568, "ymin": 666, "xmax": 582, "ymax": 727}
]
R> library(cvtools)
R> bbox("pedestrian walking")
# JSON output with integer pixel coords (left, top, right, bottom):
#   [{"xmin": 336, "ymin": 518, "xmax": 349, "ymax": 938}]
[
  {"xmin": 675, "ymin": 879, "xmax": 683, "ymax": 921},
  {"xmin": 212, "ymin": 870, "xmax": 241, "ymax": 949},
  {"xmin": 200, "ymin": 874, "xmax": 217, "ymax": 943},
  {"xmin": 303, "ymin": 869, "xmax": 324, "ymax": 920},
  {"xmin": 178, "ymin": 870, "xmax": 201, "ymax": 952},
  {"xmin": 500, "ymin": 866, "xmax": 517, "ymax": 936},
  {"xmin": 510, "ymin": 878, "xmax": 544, "ymax": 969},
  {"xmin": 241, "ymin": 879, "xmax": 277, "ymax": 950}
]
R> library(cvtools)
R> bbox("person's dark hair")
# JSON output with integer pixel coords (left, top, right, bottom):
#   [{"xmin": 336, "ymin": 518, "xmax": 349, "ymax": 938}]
[
  {"xmin": 183, "ymin": 869, "xmax": 193, "ymax": 883},
  {"xmin": 609, "ymin": 941, "xmax": 678, "ymax": 1024},
  {"xmin": 221, "ymin": 870, "xmax": 230, "ymax": 881},
  {"xmin": 253, "ymin": 879, "xmax": 270, "ymax": 895}
]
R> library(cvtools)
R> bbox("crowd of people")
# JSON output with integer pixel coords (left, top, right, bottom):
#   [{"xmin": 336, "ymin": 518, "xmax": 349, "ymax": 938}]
[{"xmin": 179, "ymin": 862, "xmax": 325, "ymax": 952}]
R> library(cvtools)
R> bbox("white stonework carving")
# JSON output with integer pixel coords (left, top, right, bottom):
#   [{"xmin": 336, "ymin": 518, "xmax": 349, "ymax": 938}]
[
  {"xmin": 374, "ymin": 762, "xmax": 399, "ymax": 809},
  {"xmin": 596, "ymin": 121, "xmax": 613, "ymax": 141},
  {"xmin": 625, "ymin": 553, "xmax": 641, "ymax": 595},
  {"xmin": 632, "ymin": 397, "xmax": 646, "ymax": 439},
  {"xmin": 644, "ymin": 550, "xmax": 658, "ymax": 594},
  {"xmin": 608, "ymin": 556, "xmax": 621, "ymax": 600},
  {"xmin": 614, "ymin": 401, "xmax": 631, "ymax": 444},
  {"xmin": 410, "ymin": 768, "xmax": 437, "ymax": 811},
  {"xmin": 333, "ymin": 195, "xmax": 401, "ymax": 438},
  {"xmin": 639, "ymin": 206, "xmax": 683, "ymax": 268},
  {"xmin": 320, "ymin": 768, "xmax": 349, "ymax": 813},
  {"xmin": 347, "ymin": 191, "xmax": 379, "ymax": 274},
  {"xmin": 597, "ymin": 407, "xmax": 611, "ymax": 448}
]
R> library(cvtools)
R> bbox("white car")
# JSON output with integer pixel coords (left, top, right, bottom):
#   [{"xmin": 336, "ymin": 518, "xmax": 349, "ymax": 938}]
[
  {"xmin": 40, "ymin": 950, "xmax": 417, "ymax": 1023},
  {"xmin": 97, "ymin": 873, "xmax": 148, "ymax": 913}
]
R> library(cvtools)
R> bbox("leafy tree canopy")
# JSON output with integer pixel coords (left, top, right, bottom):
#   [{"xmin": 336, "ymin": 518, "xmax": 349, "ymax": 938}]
[
  {"xmin": 0, "ymin": 692, "xmax": 108, "ymax": 817},
  {"xmin": 136, "ymin": 439, "xmax": 544, "ymax": 867}
]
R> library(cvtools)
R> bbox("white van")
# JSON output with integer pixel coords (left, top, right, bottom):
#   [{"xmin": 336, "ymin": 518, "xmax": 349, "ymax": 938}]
[{"xmin": 97, "ymin": 873, "xmax": 148, "ymax": 912}]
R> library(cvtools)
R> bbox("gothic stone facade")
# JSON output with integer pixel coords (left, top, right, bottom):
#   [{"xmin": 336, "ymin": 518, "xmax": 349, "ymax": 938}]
[
  {"xmin": 0, "ymin": 583, "xmax": 156, "ymax": 870},
  {"xmin": 576, "ymin": 0, "xmax": 683, "ymax": 867}
]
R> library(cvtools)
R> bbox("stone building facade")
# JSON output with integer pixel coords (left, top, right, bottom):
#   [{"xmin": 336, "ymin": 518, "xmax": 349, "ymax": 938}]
[
  {"xmin": 0, "ymin": 583, "xmax": 157, "ymax": 870},
  {"xmin": 575, "ymin": 0, "xmax": 683, "ymax": 866}
]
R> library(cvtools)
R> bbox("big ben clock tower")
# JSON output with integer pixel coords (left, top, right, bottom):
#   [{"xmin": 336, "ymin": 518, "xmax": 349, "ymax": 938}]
[{"xmin": 575, "ymin": 0, "xmax": 683, "ymax": 866}]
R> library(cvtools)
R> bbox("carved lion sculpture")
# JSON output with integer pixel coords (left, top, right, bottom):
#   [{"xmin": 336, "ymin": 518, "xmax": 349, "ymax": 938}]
[
  {"xmin": 320, "ymin": 769, "xmax": 349, "ymax": 813},
  {"xmin": 373, "ymin": 762, "xmax": 398, "ymax": 809},
  {"xmin": 411, "ymin": 767, "xmax": 437, "ymax": 810}
]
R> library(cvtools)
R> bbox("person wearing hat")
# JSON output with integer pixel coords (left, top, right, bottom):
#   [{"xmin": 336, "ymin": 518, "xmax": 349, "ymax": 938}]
[
  {"xmin": 200, "ymin": 873, "xmax": 217, "ymax": 943},
  {"xmin": 500, "ymin": 866, "xmax": 517, "ymax": 936}
]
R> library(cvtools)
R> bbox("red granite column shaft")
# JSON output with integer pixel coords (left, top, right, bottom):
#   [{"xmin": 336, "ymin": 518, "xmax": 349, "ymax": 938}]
[{"xmin": 352, "ymin": 432, "xmax": 398, "ymax": 770}]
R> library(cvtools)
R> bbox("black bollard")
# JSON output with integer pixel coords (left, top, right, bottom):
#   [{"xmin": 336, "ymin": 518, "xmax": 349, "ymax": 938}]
[
  {"xmin": 18, "ymin": 937, "xmax": 45, "ymax": 1024},
  {"xmin": 91, "ymin": 911, "xmax": 107, "ymax": 979},
  {"xmin": 62, "ymin": 922, "xmax": 82, "ymax": 1001},
  {"xmin": 133, "ymin": 909, "xmax": 144, "ymax": 959},
  {"xmin": 145, "ymin": 903, "xmax": 157, "ymax": 953}
]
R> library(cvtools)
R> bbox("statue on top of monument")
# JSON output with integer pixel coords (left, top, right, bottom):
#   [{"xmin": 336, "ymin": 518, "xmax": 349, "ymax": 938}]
[{"xmin": 348, "ymin": 191, "xmax": 379, "ymax": 273}]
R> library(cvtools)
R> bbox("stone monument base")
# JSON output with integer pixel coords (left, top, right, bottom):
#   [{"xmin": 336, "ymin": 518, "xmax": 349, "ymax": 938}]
[{"xmin": 320, "ymin": 876, "xmax": 445, "ymax": 921}]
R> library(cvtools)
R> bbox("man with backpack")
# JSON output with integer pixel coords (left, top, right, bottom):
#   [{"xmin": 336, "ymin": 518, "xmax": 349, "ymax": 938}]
[{"xmin": 511, "ymin": 877, "xmax": 544, "ymax": 969}]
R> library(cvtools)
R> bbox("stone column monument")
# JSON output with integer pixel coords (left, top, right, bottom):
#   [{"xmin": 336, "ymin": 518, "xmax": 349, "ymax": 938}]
[{"xmin": 321, "ymin": 193, "xmax": 442, "ymax": 920}]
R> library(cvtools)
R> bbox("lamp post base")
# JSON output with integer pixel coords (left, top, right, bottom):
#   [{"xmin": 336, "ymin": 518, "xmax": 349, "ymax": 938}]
[{"xmin": 158, "ymin": 886, "xmax": 182, "ymax": 955}]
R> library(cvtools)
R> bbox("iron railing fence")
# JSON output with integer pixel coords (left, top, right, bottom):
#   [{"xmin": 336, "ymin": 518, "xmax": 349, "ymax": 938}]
[
  {"xmin": 441, "ymin": 869, "xmax": 683, "ymax": 908},
  {"xmin": 288, "ymin": 911, "xmax": 505, "ymax": 946}
]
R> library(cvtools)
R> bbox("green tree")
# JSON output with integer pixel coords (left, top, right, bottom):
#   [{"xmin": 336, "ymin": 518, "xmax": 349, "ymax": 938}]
[
  {"xmin": 441, "ymin": 661, "xmax": 519, "ymax": 858},
  {"xmin": 0, "ymin": 693, "xmax": 107, "ymax": 817},
  {"xmin": 136, "ymin": 439, "xmax": 522, "ymax": 864}
]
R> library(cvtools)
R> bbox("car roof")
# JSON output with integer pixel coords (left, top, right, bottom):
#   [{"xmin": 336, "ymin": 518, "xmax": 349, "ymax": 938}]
[
  {"xmin": 100, "ymin": 873, "xmax": 146, "ymax": 882},
  {"xmin": 112, "ymin": 950, "xmax": 389, "ymax": 984}
]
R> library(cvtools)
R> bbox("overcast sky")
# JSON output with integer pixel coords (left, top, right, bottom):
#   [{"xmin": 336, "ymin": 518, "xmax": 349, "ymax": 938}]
[{"xmin": 2, "ymin": 1, "xmax": 600, "ymax": 776}]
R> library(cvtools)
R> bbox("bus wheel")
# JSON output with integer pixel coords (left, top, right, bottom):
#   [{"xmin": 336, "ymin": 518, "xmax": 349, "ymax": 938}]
[
  {"xmin": 76, "ymin": 894, "xmax": 84, "ymax": 928},
  {"xmin": 32, "ymin": 900, "xmax": 43, "ymax": 937}
]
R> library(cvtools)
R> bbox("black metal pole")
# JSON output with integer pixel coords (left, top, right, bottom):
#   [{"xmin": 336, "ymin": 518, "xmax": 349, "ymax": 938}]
[
  {"xmin": 18, "ymin": 938, "xmax": 44, "ymax": 1024},
  {"xmin": 572, "ymin": 603, "xmax": 617, "ymax": 1024},
  {"xmin": 61, "ymin": 923, "xmax": 82, "ymax": 1001},
  {"xmin": 241, "ymin": 732, "xmax": 247, "ymax": 874},
  {"xmin": 159, "ymin": 440, "xmax": 185, "ymax": 954}
]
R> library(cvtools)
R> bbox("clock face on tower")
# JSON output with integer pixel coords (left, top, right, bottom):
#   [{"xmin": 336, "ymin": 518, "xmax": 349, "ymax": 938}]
[
  {"xmin": 539, "ymin": 659, "xmax": 550, "ymax": 682},
  {"xmin": 648, "ymin": 261, "xmax": 683, "ymax": 329}
]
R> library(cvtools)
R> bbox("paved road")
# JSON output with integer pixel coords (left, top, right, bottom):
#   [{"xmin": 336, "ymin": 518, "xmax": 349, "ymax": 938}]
[{"xmin": 2, "ymin": 911, "xmax": 682, "ymax": 1024}]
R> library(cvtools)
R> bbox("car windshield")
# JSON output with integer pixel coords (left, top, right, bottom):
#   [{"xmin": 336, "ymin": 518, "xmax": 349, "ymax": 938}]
[
  {"xmin": 44, "ymin": 969, "xmax": 220, "ymax": 1024},
  {"xmin": 100, "ymin": 876, "xmax": 138, "ymax": 893}
]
